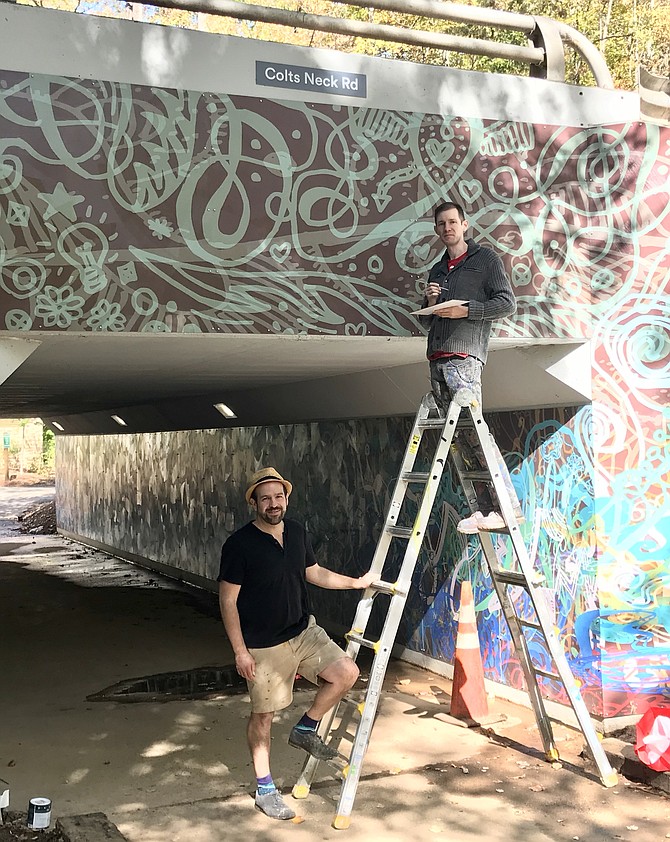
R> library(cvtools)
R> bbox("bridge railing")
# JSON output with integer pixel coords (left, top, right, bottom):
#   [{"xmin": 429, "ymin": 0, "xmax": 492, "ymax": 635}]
[{"xmin": 126, "ymin": 0, "xmax": 614, "ymax": 89}]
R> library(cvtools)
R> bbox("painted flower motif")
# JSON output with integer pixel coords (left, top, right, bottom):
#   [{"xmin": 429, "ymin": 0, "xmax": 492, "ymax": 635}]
[
  {"xmin": 147, "ymin": 216, "xmax": 175, "ymax": 240},
  {"xmin": 34, "ymin": 284, "xmax": 85, "ymax": 328},
  {"xmin": 86, "ymin": 301, "xmax": 126, "ymax": 332}
]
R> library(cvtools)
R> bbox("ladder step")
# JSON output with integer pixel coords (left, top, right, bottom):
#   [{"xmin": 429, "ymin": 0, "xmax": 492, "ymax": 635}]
[
  {"xmin": 418, "ymin": 418, "xmax": 446, "ymax": 429},
  {"xmin": 534, "ymin": 667, "xmax": 561, "ymax": 682},
  {"xmin": 371, "ymin": 579, "xmax": 405, "ymax": 596},
  {"xmin": 340, "ymin": 696, "xmax": 365, "ymax": 715},
  {"xmin": 492, "ymin": 570, "xmax": 530, "ymax": 588},
  {"xmin": 401, "ymin": 471, "xmax": 430, "ymax": 482},
  {"xmin": 385, "ymin": 526, "xmax": 413, "ymax": 539},
  {"xmin": 460, "ymin": 470, "xmax": 492, "ymax": 481},
  {"xmin": 345, "ymin": 631, "xmax": 379, "ymax": 651},
  {"xmin": 518, "ymin": 617, "xmax": 543, "ymax": 631}
]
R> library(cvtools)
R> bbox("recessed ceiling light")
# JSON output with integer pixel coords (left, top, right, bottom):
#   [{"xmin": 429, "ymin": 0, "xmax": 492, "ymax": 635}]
[
  {"xmin": 111, "ymin": 415, "xmax": 127, "ymax": 426},
  {"xmin": 214, "ymin": 402, "xmax": 237, "ymax": 419},
  {"xmin": 52, "ymin": 421, "xmax": 65, "ymax": 431}
]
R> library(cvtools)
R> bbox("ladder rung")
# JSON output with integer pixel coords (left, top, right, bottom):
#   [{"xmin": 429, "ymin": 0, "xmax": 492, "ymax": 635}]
[
  {"xmin": 345, "ymin": 631, "xmax": 379, "ymax": 651},
  {"xmin": 460, "ymin": 470, "xmax": 492, "ymax": 481},
  {"xmin": 340, "ymin": 696, "xmax": 365, "ymax": 715},
  {"xmin": 418, "ymin": 418, "xmax": 445, "ymax": 429},
  {"xmin": 518, "ymin": 617, "xmax": 543, "ymax": 631},
  {"xmin": 371, "ymin": 579, "xmax": 405, "ymax": 596},
  {"xmin": 493, "ymin": 570, "xmax": 530, "ymax": 588},
  {"xmin": 534, "ymin": 667, "xmax": 561, "ymax": 682},
  {"xmin": 386, "ymin": 526, "xmax": 413, "ymax": 539},
  {"xmin": 401, "ymin": 471, "xmax": 430, "ymax": 482}
]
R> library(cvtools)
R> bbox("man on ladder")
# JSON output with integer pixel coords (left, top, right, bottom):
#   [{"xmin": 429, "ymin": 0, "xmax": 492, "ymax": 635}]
[
  {"xmin": 421, "ymin": 200, "xmax": 523, "ymax": 533},
  {"xmin": 291, "ymin": 200, "xmax": 617, "ymax": 829}
]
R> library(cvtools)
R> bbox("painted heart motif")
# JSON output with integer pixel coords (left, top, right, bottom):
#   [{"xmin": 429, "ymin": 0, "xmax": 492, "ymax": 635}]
[
  {"xmin": 425, "ymin": 138, "xmax": 454, "ymax": 166},
  {"xmin": 345, "ymin": 322, "xmax": 367, "ymax": 336},
  {"xmin": 414, "ymin": 243, "xmax": 430, "ymax": 262},
  {"xmin": 459, "ymin": 179, "xmax": 483, "ymax": 204},
  {"xmin": 270, "ymin": 242, "xmax": 291, "ymax": 263}
]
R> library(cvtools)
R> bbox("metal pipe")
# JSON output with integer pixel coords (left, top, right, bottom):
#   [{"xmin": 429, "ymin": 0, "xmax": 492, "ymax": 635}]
[
  {"xmin": 130, "ymin": 0, "xmax": 545, "ymax": 65},
  {"xmin": 126, "ymin": 0, "xmax": 614, "ymax": 88},
  {"xmin": 553, "ymin": 21, "xmax": 614, "ymax": 88},
  {"xmin": 327, "ymin": 0, "xmax": 535, "ymax": 34},
  {"xmin": 332, "ymin": 0, "xmax": 613, "ymax": 88}
]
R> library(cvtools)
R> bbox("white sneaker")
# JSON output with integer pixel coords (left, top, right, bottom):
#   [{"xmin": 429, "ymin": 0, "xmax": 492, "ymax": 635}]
[
  {"xmin": 474, "ymin": 512, "xmax": 508, "ymax": 532},
  {"xmin": 458, "ymin": 511, "xmax": 488, "ymax": 533},
  {"xmin": 457, "ymin": 511, "xmax": 524, "ymax": 534}
]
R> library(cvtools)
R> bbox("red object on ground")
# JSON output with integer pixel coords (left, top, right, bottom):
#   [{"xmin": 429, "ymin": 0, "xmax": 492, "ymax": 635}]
[
  {"xmin": 635, "ymin": 707, "xmax": 670, "ymax": 772},
  {"xmin": 450, "ymin": 579, "xmax": 489, "ymax": 721}
]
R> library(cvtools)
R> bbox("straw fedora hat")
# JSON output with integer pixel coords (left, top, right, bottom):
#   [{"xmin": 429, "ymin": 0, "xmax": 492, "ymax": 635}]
[{"xmin": 245, "ymin": 467, "xmax": 293, "ymax": 504}]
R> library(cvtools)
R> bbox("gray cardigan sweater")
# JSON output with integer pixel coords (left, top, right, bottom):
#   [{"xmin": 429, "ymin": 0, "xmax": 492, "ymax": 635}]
[{"xmin": 420, "ymin": 238, "xmax": 516, "ymax": 364}]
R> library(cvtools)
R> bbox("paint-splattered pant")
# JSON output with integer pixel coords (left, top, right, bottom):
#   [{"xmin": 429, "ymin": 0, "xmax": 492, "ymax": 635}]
[{"xmin": 429, "ymin": 356, "xmax": 521, "ymax": 515}]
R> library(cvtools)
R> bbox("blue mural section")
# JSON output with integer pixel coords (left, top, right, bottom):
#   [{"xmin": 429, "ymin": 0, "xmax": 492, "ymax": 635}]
[{"xmin": 397, "ymin": 405, "xmax": 608, "ymax": 711}]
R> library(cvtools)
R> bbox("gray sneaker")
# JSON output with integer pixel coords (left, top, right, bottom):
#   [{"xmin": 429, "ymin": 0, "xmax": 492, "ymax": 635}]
[
  {"xmin": 288, "ymin": 726, "xmax": 337, "ymax": 760},
  {"xmin": 255, "ymin": 789, "xmax": 296, "ymax": 820}
]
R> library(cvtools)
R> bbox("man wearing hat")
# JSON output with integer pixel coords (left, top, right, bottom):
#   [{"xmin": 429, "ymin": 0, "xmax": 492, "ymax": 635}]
[{"xmin": 218, "ymin": 467, "xmax": 375, "ymax": 821}]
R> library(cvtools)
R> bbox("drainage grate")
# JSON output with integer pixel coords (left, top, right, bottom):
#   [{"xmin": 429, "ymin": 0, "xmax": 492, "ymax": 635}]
[{"xmin": 87, "ymin": 665, "xmax": 313, "ymax": 703}]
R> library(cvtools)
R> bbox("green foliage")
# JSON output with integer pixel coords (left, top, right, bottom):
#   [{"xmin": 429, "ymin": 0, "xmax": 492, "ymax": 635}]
[
  {"xmin": 17, "ymin": 0, "xmax": 670, "ymax": 90},
  {"xmin": 42, "ymin": 426, "xmax": 55, "ymax": 469}
]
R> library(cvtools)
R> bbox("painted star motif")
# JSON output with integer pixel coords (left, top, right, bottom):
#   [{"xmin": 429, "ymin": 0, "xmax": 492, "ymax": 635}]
[{"xmin": 37, "ymin": 182, "xmax": 85, "ymax": 222}]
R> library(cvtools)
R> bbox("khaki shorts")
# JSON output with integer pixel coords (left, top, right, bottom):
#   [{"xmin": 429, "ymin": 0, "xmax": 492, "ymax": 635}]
[{"xmin": 247, "ymin": 616, "xmax": 347, "ymax": 714}]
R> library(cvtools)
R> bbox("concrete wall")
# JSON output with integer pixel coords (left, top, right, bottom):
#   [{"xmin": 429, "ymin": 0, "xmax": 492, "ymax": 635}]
[
  {"xmin": 3, "ymin": 6, "xmax": 668, "ymax": 721},
  {"xmin": 57, "ymin": 404, "xmax": 611, "ymax": 715},
  {"xmin": 56, "ymin": 417, "xmax": 414, "ymax": 625}
]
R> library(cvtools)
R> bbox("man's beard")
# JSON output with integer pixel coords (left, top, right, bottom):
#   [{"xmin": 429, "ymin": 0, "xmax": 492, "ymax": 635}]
[{"xmin": 258, "ymin": 508, "xmax": 285, "ymax": 525}]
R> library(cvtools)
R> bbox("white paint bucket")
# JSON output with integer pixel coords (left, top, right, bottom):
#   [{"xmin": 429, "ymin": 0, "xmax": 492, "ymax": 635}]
[{"xmin": 27, "ymin": 797, "xmax": 51, "ymax": 830}]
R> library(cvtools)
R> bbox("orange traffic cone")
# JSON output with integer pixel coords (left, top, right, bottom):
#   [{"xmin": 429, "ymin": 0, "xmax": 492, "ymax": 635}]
[{"xmin": 450, "ymin": 579, "xmax": 489, "ymax": 722}]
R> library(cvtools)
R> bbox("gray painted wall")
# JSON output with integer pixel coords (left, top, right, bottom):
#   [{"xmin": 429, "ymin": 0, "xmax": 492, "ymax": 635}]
[{"xmin": 56, "ymin": 416, "xmax": 414, "ymax": 623}]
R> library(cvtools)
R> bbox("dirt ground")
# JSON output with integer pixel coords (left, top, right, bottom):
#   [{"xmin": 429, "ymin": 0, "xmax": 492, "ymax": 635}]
[
  {"xmin": 1, "ymin": 489, "xmax": 669, "ymax": 841},
  {"xmin": 4, "ymin": 474, "xmax": 54, "ymax": 488},
  {"xmin": 0, "ymin": 811, "xmax": 63, "ymax": 842},
  {"xmin": 17, "ymin": 500, "xmax": 56, "ymax": 535}
]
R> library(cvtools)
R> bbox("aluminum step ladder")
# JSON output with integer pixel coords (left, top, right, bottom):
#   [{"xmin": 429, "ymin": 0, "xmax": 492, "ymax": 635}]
[{"xmin": 292, "ymin": 390, "xmax": 617, "ymax": 830}]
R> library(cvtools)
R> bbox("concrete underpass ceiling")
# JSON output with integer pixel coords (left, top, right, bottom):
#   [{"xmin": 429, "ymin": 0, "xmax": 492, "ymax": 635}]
[{"xmin": 0, "ymin": 334, "xmax": 592, "ymax": 435}]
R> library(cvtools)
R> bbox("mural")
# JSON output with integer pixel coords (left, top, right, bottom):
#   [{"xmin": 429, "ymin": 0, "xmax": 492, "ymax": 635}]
[
  {"xmin": 0, "ymin": 70, "xmax": 660, "ymax": 344},
  {"xmin": 3, "ymin": 67, "xmax": 669, "ymax": 718}
]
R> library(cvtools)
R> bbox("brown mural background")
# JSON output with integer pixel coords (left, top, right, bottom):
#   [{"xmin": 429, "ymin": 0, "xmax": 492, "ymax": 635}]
[{"xmin": 2, "ymin": 69, "xmax": 656, "ymax": 340}]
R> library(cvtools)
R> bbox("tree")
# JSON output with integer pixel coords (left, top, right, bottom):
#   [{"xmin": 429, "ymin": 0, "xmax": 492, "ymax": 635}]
[{"xmin": 17, "ymin": 0, "xmax": 670, "ymax": 90}]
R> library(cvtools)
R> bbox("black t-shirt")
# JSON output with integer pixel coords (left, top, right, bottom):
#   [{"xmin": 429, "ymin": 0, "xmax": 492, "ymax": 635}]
[{"xmin": 217, "ymin": 519, "xmax": 317, "ymax": 648}]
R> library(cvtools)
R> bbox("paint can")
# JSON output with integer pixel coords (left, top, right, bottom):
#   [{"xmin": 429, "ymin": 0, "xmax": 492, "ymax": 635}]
[{"xmin": 27, "ymin": 797, "xmax": 51, "ymax": 830}]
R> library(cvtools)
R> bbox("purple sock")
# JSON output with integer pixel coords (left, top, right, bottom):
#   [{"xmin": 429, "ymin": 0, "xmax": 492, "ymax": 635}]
[
  {"xmin": 296, "ymin": 713, "xmax": 320, "ymax": 731},
  {"xmin": 256, "ymin": 773, "xmax": 275, "ymax": 795}
]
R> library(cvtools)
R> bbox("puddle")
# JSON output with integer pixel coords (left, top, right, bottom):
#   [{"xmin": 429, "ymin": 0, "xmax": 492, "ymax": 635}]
[
  {"xmin": 0, "ymin": 542, "xmax": 31, "ymax": 555},
  {"xmin": 17, "ymin": 544, "xmax": 65, "ymax": 554},
  {"xmin": 87, "ymin": 665, "xmax": 314, "ymax": 703}
]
